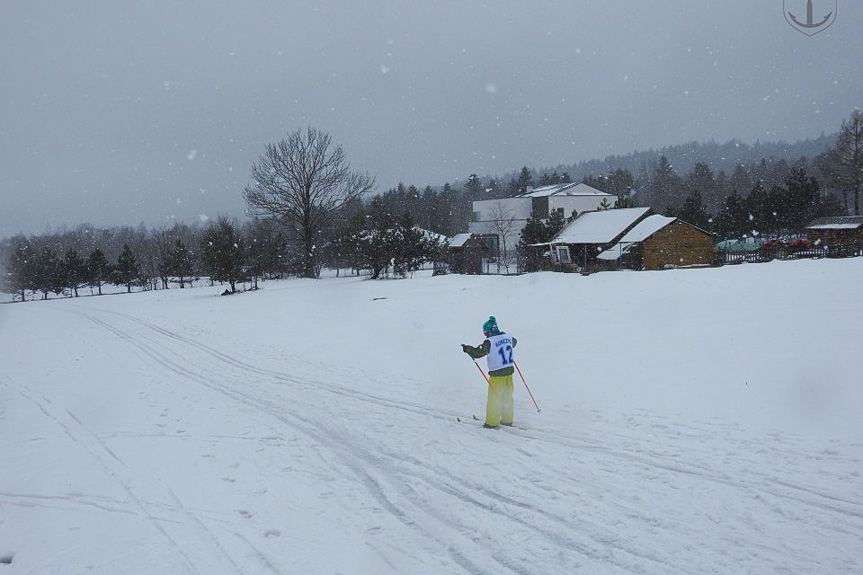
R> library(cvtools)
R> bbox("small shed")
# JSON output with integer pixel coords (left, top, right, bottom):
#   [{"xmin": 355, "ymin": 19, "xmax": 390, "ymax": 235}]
[
  {"xmin": 447, "ymin": 233, "xmax": 492, "ymax": 275},
  {"xmin": 597, "ymin": 215, "xmax": 714, "ymax": 270},
  {"xmin": 806, "ymin": 216, "xmax": 863, "ymax": 255}
]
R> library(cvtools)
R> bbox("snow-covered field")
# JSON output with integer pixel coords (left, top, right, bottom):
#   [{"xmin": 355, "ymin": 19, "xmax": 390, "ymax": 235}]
[{"xmin": 1, "ymin": 260, "xmax": 861, "ymax": 574}]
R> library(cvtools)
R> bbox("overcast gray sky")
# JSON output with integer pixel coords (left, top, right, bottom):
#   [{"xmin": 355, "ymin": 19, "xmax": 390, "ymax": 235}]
[{"xmin": 1, "ymin": 1, "xmax": 860, "ymax": 237}]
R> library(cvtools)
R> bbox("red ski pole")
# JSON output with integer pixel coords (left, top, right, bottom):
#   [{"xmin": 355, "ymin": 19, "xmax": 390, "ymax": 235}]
[
  {"xmin": 514, "ymin": 361, "xmax": 541, "ymax": 412},
  {"xmin": 471, "ymin": 358, "xmax": 493, "ymax": 389}
]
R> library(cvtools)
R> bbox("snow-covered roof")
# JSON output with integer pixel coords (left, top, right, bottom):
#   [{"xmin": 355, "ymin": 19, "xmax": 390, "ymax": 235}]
[
  {"xmin": 597, "ymin": 243, "xmax": 636, "ymax": 261},
  {"xmin": 618, "ymin": 215, "xmax": 677, "ymax": 243},
  {"xmin": 418, "ymin": 227, "xmax": 448, "ymax": 243},
  {"xmin": 596, "ymin": 215, "xmax": 676, "ymax": 260},
  {"xmin": 448, "ymin": 233, "xmax": 473, "ymax": 248},
  {"xmin": 551, "ymin": 207, "xmax": 651, "ymax": 245},
  {"xmin": 807, "ymin": 216, "xmax": 863, "ymax": 229},
  {"xmin": 519, "ymin": 182, "xmax": 612, "ymax": 198},
  {"xmin": 807, "ymin": 223, "xmax": 861, "ymax": 230}
]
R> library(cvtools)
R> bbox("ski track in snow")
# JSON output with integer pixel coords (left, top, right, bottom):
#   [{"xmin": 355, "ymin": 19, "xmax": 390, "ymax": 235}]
[
  {"xmin": 69, "ymin": 308, "xmax": 541, "ymax": 574},
  {"xmin": 5, "ymin": 384, "xmax": 226, "ymax": 575},
  {"xmin": 2, "ymin": 292, "xmax": 861, "ymax": 574},
  {"xmin": 48, "ymin": 307, "xmax": 863, "ymax": 572}
]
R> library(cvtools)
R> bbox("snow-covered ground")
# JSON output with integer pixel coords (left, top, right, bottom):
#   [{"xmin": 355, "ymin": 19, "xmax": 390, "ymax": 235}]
[{"xmin": 1, "ymin": 260, "xmax": 861, "ymax": 574}]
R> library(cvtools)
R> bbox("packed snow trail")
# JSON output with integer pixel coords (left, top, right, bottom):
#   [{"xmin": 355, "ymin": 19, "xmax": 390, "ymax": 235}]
[{"xmin": 1, "ymin": 263, "xmax": 861, "ymax": 574}]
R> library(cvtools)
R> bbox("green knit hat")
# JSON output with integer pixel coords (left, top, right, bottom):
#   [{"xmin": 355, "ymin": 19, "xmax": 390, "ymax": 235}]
[{"xmin": 483, "ymin": 316, "xmax": 500, "ymax": 336}]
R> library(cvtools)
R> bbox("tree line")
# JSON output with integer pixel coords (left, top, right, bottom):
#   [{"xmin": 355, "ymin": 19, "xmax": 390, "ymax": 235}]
[
  {"xmin": 3, "ymin": 110, "xmax": 861, "ymax": 298},
  {"xmin": 2, "ymin": 219, "xmax": 288, "ymax": 301},
  {"xmin": 2, "ymin": 208, "xmax": 445, "ymax": 302}
]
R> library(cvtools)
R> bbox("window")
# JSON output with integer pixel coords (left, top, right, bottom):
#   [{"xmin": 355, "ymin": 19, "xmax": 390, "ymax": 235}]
[
  {"xmin": 555, "ymin": 246, "xmax": 571, "ymax": 264},
  {"xmin": 477, "ymin": 234, "xmax": 500, "ymax": 255},
  {"xmin": 531, "ymin": 197, "xmax": 549, "ymax": 218}
]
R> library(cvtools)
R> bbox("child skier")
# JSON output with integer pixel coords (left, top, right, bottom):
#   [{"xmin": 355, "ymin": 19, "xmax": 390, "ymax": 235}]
[{"xmin": 461, "ymin": 316, "xmax": 517, "ymax": 428}]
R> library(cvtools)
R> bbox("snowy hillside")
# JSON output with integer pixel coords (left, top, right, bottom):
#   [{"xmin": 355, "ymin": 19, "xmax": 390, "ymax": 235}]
[{"xmin": 1, "ymin": 260, "xmax": 861, "ymax": 574}]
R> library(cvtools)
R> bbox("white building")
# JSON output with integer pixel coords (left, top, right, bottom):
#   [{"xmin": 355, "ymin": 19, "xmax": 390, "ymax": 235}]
[{"xmin": 468, "ymin": 182, "xmax": 617, "ymax": 260}]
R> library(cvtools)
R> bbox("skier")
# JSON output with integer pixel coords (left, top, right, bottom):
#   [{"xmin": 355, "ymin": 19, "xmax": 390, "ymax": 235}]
[{"xmin": 461, "ymin": 316, "xmax": 517, "ymax": 428}]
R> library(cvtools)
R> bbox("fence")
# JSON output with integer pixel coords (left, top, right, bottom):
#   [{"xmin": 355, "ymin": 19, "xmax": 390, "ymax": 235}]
[{"xmin": 715, "ymin": 243, "xmax": 861, "ymax": 265}]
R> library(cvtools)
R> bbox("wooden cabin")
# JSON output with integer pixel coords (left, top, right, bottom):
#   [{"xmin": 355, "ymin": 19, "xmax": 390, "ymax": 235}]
[
  {"xmin": 597, "ymin": 215, "xmax": 714, "ymax": 270},
  {"xmin": 806, "ymin": 216, "xmax": 863, "ymax": 256}
]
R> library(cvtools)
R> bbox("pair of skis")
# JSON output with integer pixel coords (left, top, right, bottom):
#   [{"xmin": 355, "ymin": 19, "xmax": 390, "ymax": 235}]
[{"xmin": 456, "ymin": 414, "xmax": 529, "ymax": 430}]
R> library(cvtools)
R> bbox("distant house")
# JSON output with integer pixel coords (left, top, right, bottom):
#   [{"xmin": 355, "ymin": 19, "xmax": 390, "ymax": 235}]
[
  {"xmin": 468, "ymin": 183, "xmax": 617, "ymax": 262},
  {"xmin": 539, "ymin": 207, "xmax": 653, "ymax": 269},
  {"xmin": 446, "ymin": 233, "xmax": 492, "ymax": 275},
  {"xmin": 597, "ymin": 215, "xmax": 714, "ymax": 270},
  {"xmin": 806, "ymin": 216, "xmax": 863, "ymax": 255}
]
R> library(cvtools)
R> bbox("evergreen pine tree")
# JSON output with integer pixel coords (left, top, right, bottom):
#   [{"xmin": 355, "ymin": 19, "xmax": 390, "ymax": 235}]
[
  {"xmin": 62, "ymin": 248, "xmax": 87, "ymax": 297},
  {"xmin": 713, "ymin": 191, "xmax": 749, "ymax": 240},
  {"xmin": 35, "ymin": 246, "xmax": 63, "ymax": 300},
  {"xmin": 114, "ymin": 244, "xmax": 141, "ymax": 293},
  {"xmin": 547, "ymin": 209, "xmax": 568, "ymax": 236},
  {"xmin": 360, "ymin": 197, "xmax": 395, "ymax": 279},
  {"xmin": 86, "ymin": 248, "xmax": 110, "ymax": 295},
  {"xmin": 782, "ymin": 165, "xmax": 821, "ymax": 233},
  {"xmin": 201, "ymin": 218, "xmax": 246, "ymax": 293},
  {"xmin": 392, "ymin": 211, "xmax": 427, "ymax": 278},
  {"xmin": 164, "ymin": 239, "xmax": 195, "ymax": 288},
  {"xmin": 745, "ymin": 182, "xmax": 775, "ymax": 238},
  {"xmin": 648, "ymin": 156, "xmax": 682, "ymax": 212},
  {"xmin": 518, "ymin": 215, "xmax": 544, "ymax": 249},
  {"xmin": 464, "ymin": 174, "xmax": 483, "ymax": 200},
  {"xmin": 515, "ymin": 166, "xmax": 534, "ymax": 194},
  {"xmin": 6, "ymin": 235, "xmax": 35, "ymax": 302},
  {"xmin": 676, "ymin": 190, "xmax": 711, "ymax": 231}
]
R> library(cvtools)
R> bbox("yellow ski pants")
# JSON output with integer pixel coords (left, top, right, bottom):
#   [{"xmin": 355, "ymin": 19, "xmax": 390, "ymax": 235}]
[{"xmin": 486, "ymin": 374, "xmax": 514, "ymax": 427}]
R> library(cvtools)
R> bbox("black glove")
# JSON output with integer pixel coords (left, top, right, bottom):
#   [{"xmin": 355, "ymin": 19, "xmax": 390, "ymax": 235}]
[{"xmin": 461, "ymin": 344, "xmax": 469, "ymax": 354}]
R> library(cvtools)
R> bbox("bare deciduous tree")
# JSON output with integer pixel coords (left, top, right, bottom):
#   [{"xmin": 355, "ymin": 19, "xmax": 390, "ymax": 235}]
[
  {"xmin": 488, "ymin": 202, "xmax": 518, "ymax": 274},
  {"xmin": 243, "ymin": 127, "xmax": 375, "ymax": 278},
  {"xmin": 825, "ymin": 109, "xmax": 863, "ymax": 215}
]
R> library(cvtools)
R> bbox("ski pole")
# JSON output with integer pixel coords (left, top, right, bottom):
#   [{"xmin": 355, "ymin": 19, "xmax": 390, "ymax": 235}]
[
  {"xmin": 467, "ymin": 356, "xmax": 504, "ymax": 399},
  {"xmin": 471, "ymin": 358, "xmax": 493, "ymax": 389},
  {"xmin": 514, "ymin": 361, "xmax": 541, "ymax": 412}
]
